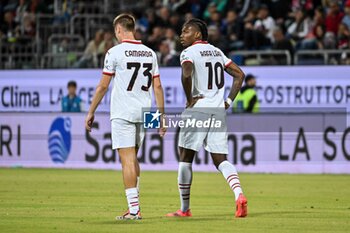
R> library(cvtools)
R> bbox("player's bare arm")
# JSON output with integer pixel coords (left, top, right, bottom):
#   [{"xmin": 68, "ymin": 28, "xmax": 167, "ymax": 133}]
[
  {"xmin": 224, "ymin": 63, "xmax": 245, "ymax": 110},
  {"xmin": 85, "ymin": 74, "xmax": 112, "ymax": 131},
  {"xmin": 181, "ymin": 61, "xmax": 193, "ymax": 107},
  {"xmin": 152, "ymin": 77, "xmax": 167, "ymax": 137},
  {"xmin": 181, "ymin": 61, "xmax": 202, "ymax": 108}
]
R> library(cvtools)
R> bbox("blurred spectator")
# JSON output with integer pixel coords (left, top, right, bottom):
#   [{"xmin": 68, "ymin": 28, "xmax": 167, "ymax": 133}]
[
  {"xmin": 342, "ymin": 0, "xmax": 350, "ymax": 29},
  {"xmin": 61, "ymin": 80, "xmax": 83, "ymax": 112},
  {"xmin": 73, "ymin": 30, "xmax": 104, "ymax": 68},
  {"xmin": 98, "ymin": 31, "xmax": 117, "ymax": 56},
  {"xmin": 232, "ymin": 74, "xmax": 259, "ymax": 113},
  {"xmin": 222, "ymin": 10, "xmax": 244, "ymax": 50},
  {"xmin": 300, "ymin": 24, "xmax": 329, "ymax": 49},
  {"xmin": 243, "ymin": 8, "xmax": 257, "ymax": 25},
  {"xmin": 266, "ymin": 0, "xmax": 291, "ymax": 21},
  {"xmin": 287, "ymin": 9, "xmax": 312, "ymax": 46},
  {"xmin": 325, "ymin": 1, "xmax": 344, "ymax": 35},
  {"xmin": 139, "ymin": 9, "xmax": 158, "ymax": 34},
  {"xmin": 168, "ymin": 13, "xmax": 182, "ymax": 35},
  {"xmin": 208, "ymin": 25, "xmax": 229, "ymax": 53},
  {"xmin": 29, "ymin": 0, "xmax": 50, "ymax": 14},
  {"xmin": 52, "ymin": 0, "xmax": 76, "ymax": 25},
  {"xmin": 185, "ymin": 12, "xmax": 194, "ymax": 22},
  {"xmin": 164, "ymin": 28, "xmax": 181, "ymax": 52},
  {"xmin": 254, "ymin": 5, "xmax": 276, "ymax": 42},
  {"xmin": 244, "ymin": 5, "xmax": 275, "ymax": 49},
  {"xmin": 290, "ymin": 0, "xmax": 320, "ymax": 13},
  {"xmin": 272, "ymin": 27, "xmax": 294, "ymax": 64},
  {"xmin": 162, "ymin": 0, "xmax": 187, "ymax": 13},
  {"xmin": 97, "ymin": 31, "xmax": 117, "ymax": 66},
  {"xmin": 157, "ymin": 6, "xmax": 170, "ymax": 27},
  {"xmin": 146, "ymin": 26, "xmax": 164, "ymax": 51},
  {"xmin": 1, "ymin": 11, "xmax": 18, "ymax": 41},
  {"xmin": 15, "ymin": 0, "xmax": 29, "ymax": 24},
  {"xmin": 337, "ymin": 23, "xmax": 350, "ymax": 49},
  {"xmin": 156, "ymin": 39, "xmax": 179, "ymax": 67},
  {"xmin": 310, "ymin": 6, "xmax": 325, "ymax": 29},
  {"xmin": 207, "ymin": 11, "xmax": 222, "ymax": 28},
  {"xmin": 134, "ymin": 28, "xmax": 144, "ymax": 41},
  {"xmin": 18, "ymin": 13, "xmax": 35, "ymax": 39},
  {"xmin": 203, "ymin": 1, "xmax": 228, "ymax": 20}
]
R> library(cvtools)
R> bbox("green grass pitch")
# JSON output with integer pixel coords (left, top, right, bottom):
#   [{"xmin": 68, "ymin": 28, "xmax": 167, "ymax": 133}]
[{"xmin": 1, "ymin": 168, "xmax": 350, "ymax": 233}]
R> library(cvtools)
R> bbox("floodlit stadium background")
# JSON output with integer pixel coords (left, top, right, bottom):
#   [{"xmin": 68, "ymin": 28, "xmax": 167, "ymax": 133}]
[{"xmin": 1, "ymin": 0, "xmax": 349, "ymax": 173}]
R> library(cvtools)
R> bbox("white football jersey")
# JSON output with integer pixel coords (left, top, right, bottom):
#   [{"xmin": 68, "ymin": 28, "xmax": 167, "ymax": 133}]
[
  {"xmin": 180, "ymin": 41, "xmax": 233, "ymax": 112},
  {"xmin": 103, "ymin": 39, "xmax": 160, "ymax": 122}
]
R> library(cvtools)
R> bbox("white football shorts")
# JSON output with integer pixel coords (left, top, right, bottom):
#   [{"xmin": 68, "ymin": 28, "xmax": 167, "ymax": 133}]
[
  {"xmin": 178, "ymin": 109, "xmax": 228, "ymax": 154},
  {"xmin": 111, "ymin": 118, "xmax": 145, "ymax": 149}
]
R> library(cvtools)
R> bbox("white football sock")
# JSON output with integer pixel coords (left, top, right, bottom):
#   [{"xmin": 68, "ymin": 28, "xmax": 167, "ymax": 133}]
[
  {"xmin": 125, "ymin": 187, "xmax": 139, "ymax": 215},
  {"xmin": 178, "ymin": 162, "xmax": 193, "ymax": 212},
  {"xmin": 218, "ymin": 161, "xmax": 243, "ymax": 201}
]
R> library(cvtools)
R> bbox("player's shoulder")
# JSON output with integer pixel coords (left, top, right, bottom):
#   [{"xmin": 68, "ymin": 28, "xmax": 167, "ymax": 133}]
[
  {"xmin": 180, "ymin": 47, "xmax": 194, "ymax": 59},
  {"xmin": 106, "ymin": 44, "xmax": 120, "ymax": 56},
  {"xmin": 207, "ymin": 43, "xmax": 224, "ymax": 54}
]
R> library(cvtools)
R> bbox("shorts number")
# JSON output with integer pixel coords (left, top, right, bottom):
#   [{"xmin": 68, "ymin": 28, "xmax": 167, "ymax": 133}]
[
  {"xmin": 127, "ymin": 62, "xmax": 152, "ymax": 91},
  {"xmin": 205, "ymin": 62, "xmax": 224, "ymax": 90}
]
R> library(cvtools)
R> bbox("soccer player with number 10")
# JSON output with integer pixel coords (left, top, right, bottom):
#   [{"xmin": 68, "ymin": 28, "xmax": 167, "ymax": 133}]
[{"xmin": 166, "ymin": 18, "xmax": 248, "ymax": 218}]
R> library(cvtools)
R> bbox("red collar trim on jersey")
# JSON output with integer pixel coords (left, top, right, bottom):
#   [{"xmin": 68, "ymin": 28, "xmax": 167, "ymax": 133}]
[
  {"xmin": 192, "ymin": 40, "xmax": 208, "ymax": 45},
  {"xmin": 122, "ymin": 39, "xmax": 142, "ymax": 44}
]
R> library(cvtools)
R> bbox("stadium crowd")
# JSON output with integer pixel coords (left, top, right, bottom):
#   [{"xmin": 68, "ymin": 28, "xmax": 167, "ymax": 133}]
[{"xmin": 1, "ymin": 0, "xmax": 350, "ymax": 67}]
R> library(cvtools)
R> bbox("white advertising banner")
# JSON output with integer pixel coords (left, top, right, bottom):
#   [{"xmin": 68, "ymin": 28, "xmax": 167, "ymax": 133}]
[
  {"xmin": 0, "ymin": 66, "xmax": 350, "ymax": 112},
  {"xmin": 0, "ymin": 113, "xmax": 349, "ymax": 174}
]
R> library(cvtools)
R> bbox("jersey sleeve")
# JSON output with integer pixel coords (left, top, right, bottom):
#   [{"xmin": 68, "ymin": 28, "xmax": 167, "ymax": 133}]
[
  {"xmin": 219, "ymin": 50, "xmax": 233, "ymax": 68},
  {"xmin": 152, "ymin": 52, "xmax": 160, "ymax": 78},
  {"xmin": 180, "ymin": 49, "xmax": 194, "ymax": 65},
  {"xmin": 102, "ymin": 49, "xmax": 116, "ymax": 76}
]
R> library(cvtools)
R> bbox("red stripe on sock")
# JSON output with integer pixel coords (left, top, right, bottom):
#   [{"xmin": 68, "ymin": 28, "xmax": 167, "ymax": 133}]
[
  {"xmin": 226, "ymin": 174, "xmax": 239, "ymax": 181},
  {"xmin": 231, "ymin": 184, "xmax": 241, "ymax": 191},
  {"xmin": 131, "ymin": 203, "xmax": 139, "ymax": 207},
  {"xmin": 230, "ymin": 183, "xmax": 240, "ymax": 189},
  {"xmin": 130, "ymin": 201, "xmax": 138, "ymax": 204},
  {"xmin": 227, "ymin": 177, "xmax": 239, "ymax": 184},
  {"xmin": 179, "ymin": 184, "xmax": 191, "ymax": 186}
]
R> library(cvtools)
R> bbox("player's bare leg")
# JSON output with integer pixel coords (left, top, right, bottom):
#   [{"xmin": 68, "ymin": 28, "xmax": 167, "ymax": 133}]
[
  {"xmin": 116, "ymin": 147, "xmax": 141, "ymax": 220},
  {"xmin": 135, "ymin": 146, "xmax": 141, "ymax": 193},
  {"xmin": 211, "ymin": 153, "xmax": 247, "ymax": 217},
  {"xmin": 166, "ymin": 147, "xmax": 195, "ymax": 217}
]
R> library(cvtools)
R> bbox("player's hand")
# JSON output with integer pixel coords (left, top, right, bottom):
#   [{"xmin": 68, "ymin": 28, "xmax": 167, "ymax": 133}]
[
  {"xmin": 85, "ymin": 113, "xmax": 95, "ymax": 132},
  {"xmin": 186, "ymin": 96, "xmax": 204, "ymax": 108},
  {"xmin": 159, "ymin": 127, "xmax": 167, "ymax": 137},
  {"xmin": 225, "ymin": 101, "xmax": 230, "ymax": 110},
  {"xmin": 159, "ymin": 115, "xmax": 167, "ymax": 137}
]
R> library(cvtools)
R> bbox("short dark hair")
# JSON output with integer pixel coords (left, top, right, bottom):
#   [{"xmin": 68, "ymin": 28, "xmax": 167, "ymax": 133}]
[
  {"xmin": 113, "ymin": 13, "xmax": 135, "ymax": 31},
  {"xmin": 183, "ymin": 18, "xmax": 208, "ymax": 41},
  {"xmin": 245, "ymin": 74, "xmax": 256, "ymax": 83},
  {"xmin": 67, "ymin": 80, "xmax": 77, "ymax": 88}
]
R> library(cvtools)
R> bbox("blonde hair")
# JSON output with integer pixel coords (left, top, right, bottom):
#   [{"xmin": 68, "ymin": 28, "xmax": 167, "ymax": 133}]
[{"xmin": 113, "ymin": 13, "xmax": 135, "ymax": 31}]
